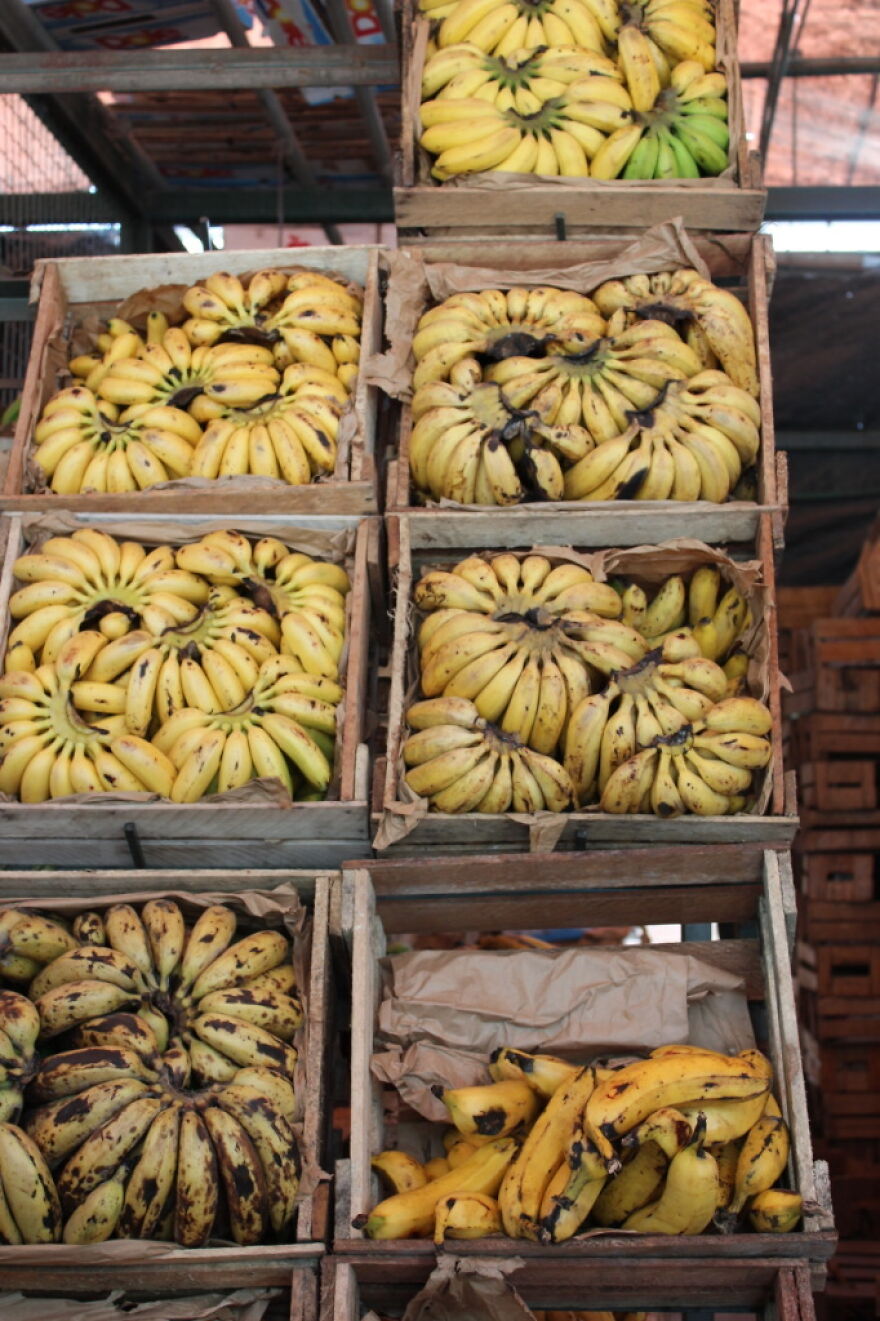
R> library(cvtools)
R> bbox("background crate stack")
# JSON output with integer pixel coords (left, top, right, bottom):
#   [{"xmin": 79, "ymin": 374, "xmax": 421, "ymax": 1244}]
[{"xmin": 778, "ymin": 529, "xmax": 880, "ymax": 1318}]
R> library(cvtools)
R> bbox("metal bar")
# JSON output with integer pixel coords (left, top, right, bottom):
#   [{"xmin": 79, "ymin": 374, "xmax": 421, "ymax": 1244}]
[
  {"xmin": 0, "ymin": 45, "xmax": 398, "ymax": 94},
  {"xmin": 742, "ymin": 56, "xmax": 880, "ymax": 77},
  {"xmin": 767, "ymin": 184, "xmax": 880, "ymax": 217},
  {"xmin": 206, "ymin": 0, "xmax": 342, "ymax": 245},
  {"xmin": 319, "ymin": 0, "xmax": 395, "ymax": 185},
  {"xmin": 760, "ymin": 0, "xmax": 799, "ymax": 162},
  {"xmin": 777, "ymin": 431, "xmax": 880, "ymax": 451}
]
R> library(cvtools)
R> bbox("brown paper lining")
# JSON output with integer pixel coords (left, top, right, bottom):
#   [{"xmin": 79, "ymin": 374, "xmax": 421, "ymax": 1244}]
[
  {"xmin": 374, "ymin": 539, "xmax": 773, "ymax": 849},
  {"xmin": 368, "ymin": 218, "xmax": 711, "ymax": 402},
  {"xmin": 4, "ymin": 512, "xmax": 357, "ymax": 806},
  {"xmin": 0, "ymin": 1288, "xmax": 281, "ymax": 1321},
  {"xmin": 400, "ymin": 1256, "xmax": 533, "ymax": 1321},
  {"xmin": 403, "ymin": 0, "xmax": 743, "ymax": 193},
  {"xmin": 372, "ymin": 944, "xmax": 755, "ymax": 1121},
  {"xmin": 0, "ymin": 886, "xmax": 325, "ymax": 1266},
  {"xmin": 23, "ymin": 263, "xmax": 366, "ymax": 495}
]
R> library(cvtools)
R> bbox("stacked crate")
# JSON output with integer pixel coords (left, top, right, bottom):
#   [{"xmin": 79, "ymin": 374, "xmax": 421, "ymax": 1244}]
[{"xmin": 779, "ymin": 528, "xmax": 880, "ymax": 1316}]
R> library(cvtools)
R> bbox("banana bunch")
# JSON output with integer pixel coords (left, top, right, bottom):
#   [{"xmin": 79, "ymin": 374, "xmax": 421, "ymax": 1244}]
[
  {"xmin": 6, "ymin": 529, "xmax": 211, "ymax": 668},
  {"xmin": 593, "ymin": 269, "xmax": 759, "ymax": 396},
  {"xmin": 612, "ymin": 58, "xmax": 729, "ymax": 180},
  {"xmin": 416, "ymin": 0, "xmax": 726, "ymax": 180},
  {"xmin": 402, "ymin": 696, "xmax": 575, "ymax": 812},
  {"xmin": 30, "ymin": 268, "xmax": 363, "ymax": 494},
  {"xmin": 186, "ymin": 364, "xmax": 348, "ymax": 484},
  {"xmin": 175, "ymin": 529, "xmax": 351, "ymax": 679},
  {"xmin": 408, "ymin": 277, "xmax": 760, "ymax": 506},
  {"xmin": 594, "ymin": 696, "xmax": 772, "ymax": 815},
  {"xmin": 412, "ymin": 369, "xmax": 596, "ymax": 504},
  {"xmin": 0, "ymin": 990, "xmax": 41, "ymax": 1121},
  {"xmin": 401, "ymin": 552, "xmax": 770, "ymax": 816},
  {"xmin": 424, "ymin": 0, "xmax": 617, "ymax": 52},
  {"xmin": 366, "ymin": 1041, "xmax": 802, "ymax": 1242},
  {"xmin": 0, "ymin": 633, "xmax": 189, "ymax": 802},
  {"xmin": 97, "ymin": 335, "xmax": 279, "ymax": 415},
  {"xmin": 19, "ymin": 899, "xmax": 302, "ymax": 1246},
  {"xmin": 182, "ymin": 269, "xmax": 363, "ymax": 364},
  {"xmin": 0, "ymin": 529, "xmax": 349, "ymax": 803},
  {"xmin": 414, "ymin": 555, "xmax": 639, "ymax": 751},
  {"xmin": 619, "ymin": 565, "xmax": 751, "ymax": 671},
  {"xmin": 412, "ymin": 284, "xmax": 605, "ymax": 390},
  {"xmin": 31, "ymin": 387, "xmax": 202, "ymax": 495},
  {"xmin": 150, "ymin": 655, "xmax": 340, "ymax": 800},
  {"xmin": 560, "ymin": 369, "xmax": 760, "ymax": 503},
  {"xmin": 419, "ymin": 70, "xmax": 636, "ymax": 178}
]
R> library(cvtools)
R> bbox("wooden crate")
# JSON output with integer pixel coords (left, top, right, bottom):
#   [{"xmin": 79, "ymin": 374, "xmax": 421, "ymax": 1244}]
[
  {"xmin": 787, "ymin": 619, "xmax": 880, "ymax": 715},
  {"xmin": 800, "ymin": 899, "xmax": 880, "ymax": 947},
  {"xmin": 834, "ymin": 529, "xmax": 880, "ymax": 617},
  {"xmin": 800, "ymin": 763, "xmax": 878, "ymax": 814},
  {"xmin": 325, "ymin": 1255, "xmax": 817, "ymax": 1317},
  {"xmin": 338, "ymin": 849, "xmax": 836, "ymax": 1268},
  {"xmin": 0, "ymin": 512, "xmax": 377, "ymax": 867},
  {"xmin": 374, "ymin": 513, "xmax": 796, "ymax": 854},
  {"xmin": 384, "ymin": 232, "xmax": 782, "ymax": 549},
  {"xmin": 3, "ymin": 246, "xmax": 382, "ymax": 516},
  {"xmin": 787, "ymin": 714, "xmax": 880, "ymax": 764},
  {"xmin": 0, "ymin": 872, "xmax": 335, "ymax": 1290},
  {"xmin": 395, "ymin": 0, "xmax": 765, "ymax": 237}
]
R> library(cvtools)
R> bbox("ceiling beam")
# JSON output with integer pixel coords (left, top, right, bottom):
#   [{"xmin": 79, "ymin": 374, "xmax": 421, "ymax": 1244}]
[
  {"xmin": 0, "ymin": 44, "xmax": 398, "ymax": 94},
  {"xmin": 767, "ymin": 186, "xmax": 880, "ymax": 219}
]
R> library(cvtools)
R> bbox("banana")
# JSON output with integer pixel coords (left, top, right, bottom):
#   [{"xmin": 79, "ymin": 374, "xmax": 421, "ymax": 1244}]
[
  {"xmin": 499, "ymin": 1065, "xmax": 596, "ymax": 1239},
  {"xmin": 104, "ymin": 905, "xmax": 156, "ymax": 986},
  {"xmin": 624, "ymin": 1117, "xmax": 718, "ymax": 1234},
  {"xmin": 728, "ymin": 1114, "xmax": 790, "ymax": 1214},
  {"xmin": 35, "ymin": 980, "xmax": 140, "ymax": 1039},
  {"xmin": 215, "ymin": 1084, "xmax": 300, "ymax": 1232},
  {"xmin": 57, "ymin": 1096, "xmax": 167, "ymax": 1213},
  {"xmin": 62, "ymin": 1165, "xmax": 128, "ymax": 1243},
  {"xmin": 0, "ymin": 1123, "xmax": 63, "ymax": 1242},
  {"xmin": 625, "ymin": 1106, "xmax": 692, "ymax": 1159},
  {"xmin": 192, "ymin": 1014, "xmax": 297, "ymax": 1076},
  {"xmin": 372, "ymin": 1149, "xmax": 427, "ymax": 1194},
  {"xmin": 439, "ymin": 1079, "xmax": 540, "ymax": 1138},
  {"xmin": 203, "ymin": 1105, "xmax": 268, "ymax": 1245},
  {"xmin": 490, "ymin": 1047, "xmax": 579, "ymax": 1098},
  {"xmin": 584, "ymin": 1050, "xmax": 773, "ymax": 1140},
  {"xmin": 366, "ymin": 1137, "xmax": 516, "ymax": 1239},
  {"xmin": 178, "ymin": 904, "xmax": 238, "ymax": 992},
  {"xmin": 592, "ymin": 1141, "xmax": 668, "ymax": 1226},
  {"xmin": 191, "ymin": 927, "xmax": 289, "ymax": 1000},
  {"xmin": 434, "ymin": 1191, "xmax": 501, "ymax": 1242},
  {"xmin": 198, "ymin": 987, "xmax": 303, "ymax": 1040},
  {"xmin": 749, "ymin": 1187, "xmax": 802, "ymax": 1233},
  {"xmin": 540, "ymin": 1164, "xmax": 607, "ymax": 1242},
  {"xmin": 175, "ymin": 1108, "xmax": 219, "ymax": 1247},
  {"xmin": 30, "ymin": 1046, "xmax": 158, "ymax": 1104}
]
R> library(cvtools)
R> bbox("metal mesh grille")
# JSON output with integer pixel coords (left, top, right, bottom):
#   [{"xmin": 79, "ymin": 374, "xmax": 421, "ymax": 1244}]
[{"xmin": 0, "ymin": 95, "xmax": 119, "ymax": 411}]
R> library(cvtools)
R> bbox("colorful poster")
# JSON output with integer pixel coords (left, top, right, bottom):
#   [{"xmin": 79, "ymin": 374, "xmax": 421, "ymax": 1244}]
[
  {"xmin": 255, "ymin": 0, "xmax": 386, "ymax": 105},
  {"xmin": 24, "ymin": 0, "xmax": 251, "ymax": 50}
]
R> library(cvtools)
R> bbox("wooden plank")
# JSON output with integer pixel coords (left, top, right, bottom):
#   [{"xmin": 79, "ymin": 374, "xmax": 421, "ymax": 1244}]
[
  {"xmin": 4, "ymin": 246, "xmax": 381, "ymax": 514},
  {"xmin": 0, "ymin": 867, "xmax": 331, "ymax": 899},
  {"xmin": 328, "ymin": 1251, "xmax": 820, "ymax": 1314},
  {"xmin": 0, "ymin": 46, "xmax": 399, "ymax": 95}
]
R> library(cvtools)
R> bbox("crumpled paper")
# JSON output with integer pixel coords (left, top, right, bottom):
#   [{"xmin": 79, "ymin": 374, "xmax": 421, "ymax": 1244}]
[
  {"xmin": 371, "ymin": 943, "xmax": 755, "ymax": 1120},
  {"xmin": 400, "ymin": 1257, "xmax": 533, "ymax": 1321}
]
